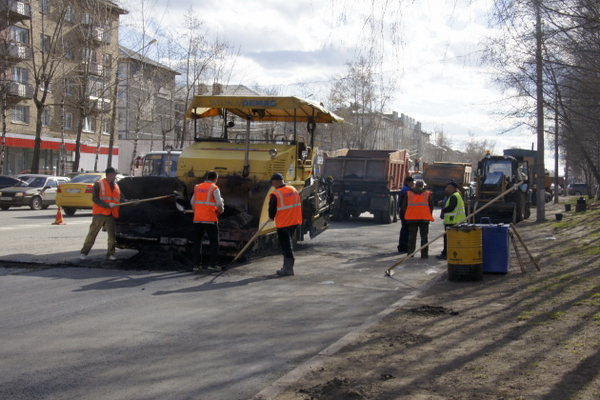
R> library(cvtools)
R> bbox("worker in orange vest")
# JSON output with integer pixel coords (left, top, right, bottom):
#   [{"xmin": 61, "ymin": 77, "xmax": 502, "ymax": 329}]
[
  {"xmin": 80, "ymin": 167, "xmax": 133, "ymax": 261},
  {"xmin": 403, "ymin": 180, "xmax": 435, "ymax": 258},
  {"xmin": 192, "ymin": 171, "xmax": 225, "ymax": 271},
  {"xmin": 268, "ymin": 173, "xmax": 303, "ymax": 276}
]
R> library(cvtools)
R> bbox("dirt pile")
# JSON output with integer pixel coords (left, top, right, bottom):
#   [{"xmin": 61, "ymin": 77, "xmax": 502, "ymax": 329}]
[{"xmin": 219, "ymin": 212, "xmax": 255, "ymax": 230}]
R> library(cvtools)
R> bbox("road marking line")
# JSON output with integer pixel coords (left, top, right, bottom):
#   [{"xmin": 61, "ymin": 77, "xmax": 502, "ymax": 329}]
[{"xmin": 0, "ymin": 220, "xmax": 90, "ymax": 231}]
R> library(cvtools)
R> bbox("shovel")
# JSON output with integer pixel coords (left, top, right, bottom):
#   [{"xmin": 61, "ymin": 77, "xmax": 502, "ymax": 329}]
[{"xmin": 119, "ymin": 190, "xmax": 185, "ymax": 206}]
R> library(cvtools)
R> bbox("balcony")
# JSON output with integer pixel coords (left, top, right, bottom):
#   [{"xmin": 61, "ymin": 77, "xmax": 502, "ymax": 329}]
[
  {"xmin": 91, "ymin": 26, "xmax": 110, "ymax": 44},
  {"xmin": 80, "ymin": 62, "xmax": 105, "ymax": 76},
  {"xmin": 0, "ymin": 0, "xmax": 32, "ymax": 21},
  {"xmin": 6, "ymin": 81, "xmax": 33, "ymax": 99},
  {"xmin": 0, "ymin": 42, "xmax": 32, "ymax": 61},
  {"xmin": 90, "ymin": 97, "xmax": 111, "ymax": 114}
]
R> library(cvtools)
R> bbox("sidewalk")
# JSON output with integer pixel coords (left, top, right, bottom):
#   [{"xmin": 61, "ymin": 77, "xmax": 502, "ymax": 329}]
[{"xmin": 273, "ymin": 198, "xmax": 600, "ymax": 400}]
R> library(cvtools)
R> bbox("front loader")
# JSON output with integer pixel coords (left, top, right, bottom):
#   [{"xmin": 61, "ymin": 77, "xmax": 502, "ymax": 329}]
[{"xmin": 470, "ymin": 152, "xmax": 531, "ymax": 224}]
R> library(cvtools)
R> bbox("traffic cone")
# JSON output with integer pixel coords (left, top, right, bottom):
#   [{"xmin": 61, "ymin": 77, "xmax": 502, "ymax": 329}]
[{"xmin": 52, "ymin": 206, "xmax": 66, "ymax": 225}]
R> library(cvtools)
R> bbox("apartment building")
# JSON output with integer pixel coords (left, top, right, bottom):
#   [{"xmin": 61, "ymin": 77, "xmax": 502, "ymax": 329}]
[
  {"xmin": 117, "ymin": 45, "xmax": 182, "ymax": 174},
  {"xmin": 0, "ymin": 0, "xmax": 126, "ymax": 175}
]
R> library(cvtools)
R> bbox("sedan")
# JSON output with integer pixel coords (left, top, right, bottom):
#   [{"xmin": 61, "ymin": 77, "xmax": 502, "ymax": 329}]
[
  {"xmin": 0, "ymin": 175, "xmax": 20, "ymax": 189},
  {"xmin": 56, "ymin": 172, "xmax": 123, "ymax": 215},
  {"xmin": 0, "ymin": 175, "xmax": 70, "ymax": 210}
]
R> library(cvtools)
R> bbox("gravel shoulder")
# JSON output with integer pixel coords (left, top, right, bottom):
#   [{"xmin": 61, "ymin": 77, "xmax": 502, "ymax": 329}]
[{"xmin": 273, "ymin": 198, "xmax": 600, "ymax": 400}]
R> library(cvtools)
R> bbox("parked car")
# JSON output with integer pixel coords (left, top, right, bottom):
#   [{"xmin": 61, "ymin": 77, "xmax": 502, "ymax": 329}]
[
  {"xmin": 568, "ymin": 183, "xmax": 589, "ymax": 196},
  {"xmin": 0, "ymin": 175, "xmax": 20, "ymax": 190},
  {"xmin": 0, "ymin": 175, "xmax": 70, "ymax": 210},
  {"xmin": 56, "ymin": 172, "xmax": 123, "ymax": 215}
]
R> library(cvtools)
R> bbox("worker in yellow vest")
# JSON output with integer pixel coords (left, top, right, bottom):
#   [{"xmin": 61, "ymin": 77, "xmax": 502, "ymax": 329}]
[
  {"xmin": 437, "ymin": 180, "xmax": 467, "ymax": 259},
  {"xmin": 403, "ymin": 180, "xmax": 435, "ymax": 258},
  {"xmin": 268, "ymin": 173, "xmax": 303, "ymax": 276},
  {"xmin": 192, "ymin": 171, "xmax": 224, "ymax": 271}
]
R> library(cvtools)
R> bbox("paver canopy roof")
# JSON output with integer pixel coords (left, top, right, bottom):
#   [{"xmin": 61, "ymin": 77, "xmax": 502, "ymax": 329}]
[{"xmin": 185, "ymin": 95, "xmax": 344, "ymax": 124}]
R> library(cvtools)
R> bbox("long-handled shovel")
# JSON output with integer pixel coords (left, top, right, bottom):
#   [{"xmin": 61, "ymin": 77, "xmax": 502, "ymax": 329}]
[
  {"xmin": 118, "ymin": 190, "xmax": 185, "ymax": 206},
  {"xmin": 385, "ymin": 181, "xmax": 525, "ymax": 276},
  {"xmin": 231, "ymin": 221, "xmax": 270, "ymax": 263}
]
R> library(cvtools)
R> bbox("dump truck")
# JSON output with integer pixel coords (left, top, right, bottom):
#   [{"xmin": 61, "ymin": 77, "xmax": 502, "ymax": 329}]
[
  {"xmin": 422, "ymin": 162, "xmax": 472, "ymax": 204},
  {"xmin": 115, "ymin": 95, "xmax": 343, "ymax": 257},
  {"xmin": 322, "ymin": 149, "xmax": 410, "ymax": 224},
  {"xmin": 470, "ymin": 151, "xmax": 531, "ymax": 223}
]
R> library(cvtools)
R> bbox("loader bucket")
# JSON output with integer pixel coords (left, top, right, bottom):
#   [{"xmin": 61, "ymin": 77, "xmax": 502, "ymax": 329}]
[{"xmin": 474, "ymin": 201, "xmax": 516, "ymax": 224}]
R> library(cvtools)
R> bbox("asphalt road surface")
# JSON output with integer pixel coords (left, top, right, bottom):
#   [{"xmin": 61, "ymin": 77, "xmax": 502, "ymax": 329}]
[{"xmin": 0, "ymin": 207, "xmax": 446, "ymax": 399}]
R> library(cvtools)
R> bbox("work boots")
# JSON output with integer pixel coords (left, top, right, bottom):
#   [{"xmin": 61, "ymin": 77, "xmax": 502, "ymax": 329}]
[{"xmin": 276, "ymin": 258, "xmax": 295, "ymax": 276}]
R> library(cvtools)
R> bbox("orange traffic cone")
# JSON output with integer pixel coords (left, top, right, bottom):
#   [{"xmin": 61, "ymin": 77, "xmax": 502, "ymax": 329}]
[{"xmin": 52, "ymin": 206, "xmax": 66, "ymax": 225}]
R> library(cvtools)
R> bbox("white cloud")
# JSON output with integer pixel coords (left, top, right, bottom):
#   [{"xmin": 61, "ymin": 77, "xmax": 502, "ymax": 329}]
[{"xmin": 119, "ymin": 0, "xmax": 550, "ymax": 160}]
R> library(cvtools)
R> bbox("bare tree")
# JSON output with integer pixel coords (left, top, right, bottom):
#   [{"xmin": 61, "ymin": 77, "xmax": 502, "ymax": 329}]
[
  {"xmin": 26, "ymin": 0, "xmax": 70, "ymax": 174},
  {"xmin": 169, "ymin": 9, "xmax": 235, "ymax": 148},
  {"xmin": 462, "ymin": 132, "xmax": 496, "ymax": 167}
]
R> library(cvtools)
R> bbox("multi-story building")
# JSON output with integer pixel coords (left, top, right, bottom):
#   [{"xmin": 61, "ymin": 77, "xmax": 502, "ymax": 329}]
[
  {"xmin": 117, "ymin": 45, "xmax": 182, "ymax": 174},
  {"xmin": 0, "ymin": 0, "xmax": 126, "ymax": 175}
]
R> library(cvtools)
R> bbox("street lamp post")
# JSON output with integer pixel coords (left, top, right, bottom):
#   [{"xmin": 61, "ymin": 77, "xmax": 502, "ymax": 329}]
[{"xmin": 107, "ymin": 39, "xmax": 157, "ymax": 169}]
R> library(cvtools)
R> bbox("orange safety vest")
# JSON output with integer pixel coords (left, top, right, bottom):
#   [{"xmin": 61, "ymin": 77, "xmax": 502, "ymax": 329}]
[
  {"xmin": 92, "ymin": 179, "xmax": 121, "ymax": 218},
  {"xmin": 273, "ymin": 185, "xmax": 302, "ymax": 228},
  {"xmin": 404, "ymin": 191, "xmax": 434, "ymax": 221},
  {"xmin": 193, "ymin": 182, "xmax": 219, "ymax": 222}
]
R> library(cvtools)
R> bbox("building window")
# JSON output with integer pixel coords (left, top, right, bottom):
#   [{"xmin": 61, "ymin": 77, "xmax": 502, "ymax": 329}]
[
  {"xmin": 64, "ymin": 112, "xmax": 73, "ymax": 130},
  {"xmin": 12, "ymin": 105, "xmax": 30, "ymax": 124},
  {"xmin": 88, "ymin": 77, "xmax": 102, "ymax": 98},
  {"xmin": 102, "ymin": 119, "xmax": 110, "ymax": 135},
  {"xmin": 41, "ymin": 108, "xmax": 51, "ymax": 127},
  {"xmin": 65, "ymin": 5, "xmax": 73, "ymax": 22},
  {"xmin": 65, "ymin": 79, "xmax": 74, "ymax": 95},
  {"xmin": 103, "ymin": 53, "xmax": 111, "ymax": 67},
  {"xmin": 83, "ymin": 117, "xmax": 96, "ymax": 132},
  {"xmin": 10, "ymin": 26, "xmax": 29, "ymax": 44},
  {"xmin": 39, "ymin": 0, "xmax": 48, "ymax": 13},
  {"xmin": 118, "ymin": 64, "xmax": 126, "ymax": 79},
  {"xmin": 64, "ymin": 41, "xmax": 74, "ymax": 60},
  {"xmin": 12, "ymin": 67, "xmax": 29, "ymax": 83},
  {"xmin": 41, "ymin": 80, "xmax": 51, "ymax": 92},
  {"xmin": 83, "ymin": 47, "xmax": 96, "ymax": 63},
  {"xmin": 41, "ymin": 34, "xmax": 50, "ymax": 53}
]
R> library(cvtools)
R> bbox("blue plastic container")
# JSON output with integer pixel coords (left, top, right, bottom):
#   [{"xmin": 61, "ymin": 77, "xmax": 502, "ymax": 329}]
[{"xmin": 478, "ymin": 218, "xmax": 511, "ymax": 273}]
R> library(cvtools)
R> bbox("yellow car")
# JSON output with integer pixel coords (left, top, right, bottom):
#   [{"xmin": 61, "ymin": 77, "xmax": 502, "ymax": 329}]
[{"xmin": 56, "ymin": 172, "xmax": 123, "ymax": 216}]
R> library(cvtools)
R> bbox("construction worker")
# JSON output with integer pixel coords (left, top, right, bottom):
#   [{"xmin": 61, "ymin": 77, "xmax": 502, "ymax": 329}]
[
  {"xmin": 397, "ymin": 176, "xmax": 415, "ymax": 253},
  {"xmin": 403, "ymin": 180, "xmax": 434, "ymax": 258},
  {"xmin": 436, "ymin": 180, "xmax": 466, "ymax": 259},
  {"xmin": 80, "ymin": 167, "xmax": 130, "ymax": 261},
  {"xmin": 192, "ymin": 171, "xmax": 224, "ymax": 271},
  {"xmin": 268, "ymin": 173, "xmax": 302, "ymax": 276}
]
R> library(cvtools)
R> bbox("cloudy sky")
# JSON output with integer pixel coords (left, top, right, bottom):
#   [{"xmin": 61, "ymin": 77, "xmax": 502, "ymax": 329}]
[{"xmin": 120, "ymin": 0, "xmax": 547, "ymax": 162}]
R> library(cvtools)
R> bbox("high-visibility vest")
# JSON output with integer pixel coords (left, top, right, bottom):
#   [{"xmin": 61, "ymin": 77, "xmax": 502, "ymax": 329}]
[
  {"xmin": 443, "ymin": 191, "xmax": 466, "ymax": 225},
  {"xmin": 92, "ymin": 179, "xmax": 120, "ymax": 218},
  {"xmin": 193, "ymin": 182, "xmax": 219, "ymax": 222},
  {"xmin": 273, "ymin": 185, "xmax": 302, "ymax": 228},
  {"xmin": 404, "ymin": 191, "xmax": 434, "ymax": 221}
]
